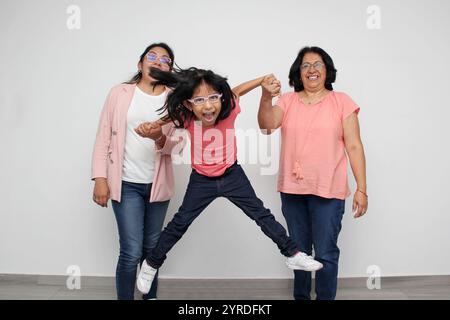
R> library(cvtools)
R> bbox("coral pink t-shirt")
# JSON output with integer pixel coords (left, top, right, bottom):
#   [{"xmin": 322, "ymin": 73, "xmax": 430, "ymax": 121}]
[
  {"xmin": 186, "ymin": 101, "xmax": 241, "ymax": 177},
  {"xmin": 276, "ymin": 91, "xmax": 360, "ymax": 200}
]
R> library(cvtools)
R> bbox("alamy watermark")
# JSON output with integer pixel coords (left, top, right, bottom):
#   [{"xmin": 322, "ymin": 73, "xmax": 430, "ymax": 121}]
[
  {"xmin": 169, "ymin": 126, "xmax": 281, "ymax": 176},
  {"xmin": 66, "ymin": 5, "xmax": 81, "ymax": 30},
  {"xmin": 366, "ymin": 5, "xmax": 382, "ymax": 30},
  {"xmin": 66, "ymin": 265, "xmax": 81, "ymax": 290},
  {"xmin": 366, "ymin": 265, "xmax": 381, "ymax": 290}
]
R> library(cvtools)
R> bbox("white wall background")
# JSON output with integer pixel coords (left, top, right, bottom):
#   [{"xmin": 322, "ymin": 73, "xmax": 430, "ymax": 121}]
[{"xmin": 1, "ymin": 0, "xmax": 449, "ymax": 279}]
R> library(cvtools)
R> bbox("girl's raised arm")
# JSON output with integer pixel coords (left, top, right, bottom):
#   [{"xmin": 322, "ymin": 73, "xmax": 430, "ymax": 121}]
[{"xmin": 232, "ymin": 74, "xmax": 281, "ymax": 100}]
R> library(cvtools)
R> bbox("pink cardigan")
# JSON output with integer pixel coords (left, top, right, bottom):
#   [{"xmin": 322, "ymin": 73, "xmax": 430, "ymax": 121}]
[{"xmin": 91, "ymin": 83, "xmax": 185, "ymax": 203}]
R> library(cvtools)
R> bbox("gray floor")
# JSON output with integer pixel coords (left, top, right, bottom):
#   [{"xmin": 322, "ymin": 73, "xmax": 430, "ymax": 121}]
[{"xmin": 1, "ymin": 274, "xmax": 449, "ymax": 300}]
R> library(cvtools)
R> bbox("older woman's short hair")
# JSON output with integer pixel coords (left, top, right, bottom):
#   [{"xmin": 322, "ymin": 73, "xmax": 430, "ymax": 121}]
[{"xmin": 288, "ymin": 46, "xmax": 337, "ymax": 92}]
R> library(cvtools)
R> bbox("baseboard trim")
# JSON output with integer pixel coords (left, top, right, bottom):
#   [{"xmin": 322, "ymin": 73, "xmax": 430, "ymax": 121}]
[{"xmin": 1, "ymin": 274, "xmax": 449, "ymax": 289}]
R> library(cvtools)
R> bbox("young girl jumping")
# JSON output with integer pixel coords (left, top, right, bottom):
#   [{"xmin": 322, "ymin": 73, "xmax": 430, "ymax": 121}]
[{"xmin": 134, "ymin": 67, "xmax": 323, "ymax": 294}]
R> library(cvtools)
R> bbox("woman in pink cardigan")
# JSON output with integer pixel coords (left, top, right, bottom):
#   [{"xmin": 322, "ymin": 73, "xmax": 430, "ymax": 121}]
[{"xmin": 91, "ymin": 43, "xmax": 185, "ymax": 300}]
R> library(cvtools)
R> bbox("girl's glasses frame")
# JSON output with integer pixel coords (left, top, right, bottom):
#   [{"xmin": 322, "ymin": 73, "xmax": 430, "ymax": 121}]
[{"xmin": 188, "ymin": 93, "xmax": 223, "ymax": 106}]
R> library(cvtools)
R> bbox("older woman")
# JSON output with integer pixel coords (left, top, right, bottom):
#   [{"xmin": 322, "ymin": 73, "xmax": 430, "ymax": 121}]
[{"xmin": 258, "ymin": 46, "xmax": 368, "ymax": 300}]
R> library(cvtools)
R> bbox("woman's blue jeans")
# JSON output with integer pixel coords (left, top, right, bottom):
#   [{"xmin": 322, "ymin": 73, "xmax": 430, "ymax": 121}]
[
  {"xmin": 280, "ymin": 193, "xmax": 345, "ymax": 300},
  {"xmin": 112, "ymin": 181, "xmax": 169, "ymax": 300}
]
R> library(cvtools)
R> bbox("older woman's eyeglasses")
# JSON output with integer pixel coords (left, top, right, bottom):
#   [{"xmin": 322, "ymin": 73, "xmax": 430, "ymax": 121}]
[
  {"xmin": 300, "ymin": 61, "xmax": 325, "ymax": 71},
  {"xmin": 188, "ymin": 93, "xmax": 223, "ymax": 106},
  {"xmin": 146, "ymin": 52, "xmax": 172, "ymax": 66}
]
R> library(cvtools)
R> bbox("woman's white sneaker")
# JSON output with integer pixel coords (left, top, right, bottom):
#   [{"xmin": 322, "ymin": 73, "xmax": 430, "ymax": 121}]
[
  {"xmin": 137, "ymin": 260, "xmax": 157, "ymax": 294},
  {"xmin": 286, "ymin": 252, "xmax": 323, "ymax": 271}
]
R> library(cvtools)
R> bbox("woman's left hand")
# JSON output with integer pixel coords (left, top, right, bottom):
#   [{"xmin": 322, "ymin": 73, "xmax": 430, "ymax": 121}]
[
  {"xmin": 353, "ymin": 191, "xmax": 368, "ymax": 218},
  {"xmin": 135, "ymin": 122, "xmax": 162, "ymax": 140}
]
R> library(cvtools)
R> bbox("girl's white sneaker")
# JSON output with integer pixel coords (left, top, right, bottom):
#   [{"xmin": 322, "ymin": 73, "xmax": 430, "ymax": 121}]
[{"xmin": 286, "ymin": 252, "xmax": 323, "ymax": 271}]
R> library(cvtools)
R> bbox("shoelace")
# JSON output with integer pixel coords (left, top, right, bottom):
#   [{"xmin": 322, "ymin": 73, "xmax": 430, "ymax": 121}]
[
  {"xmin": 141, "ymin": 269, "xmax": 155, "ymax": 280},
  {"xmin": 296, "ymin": 253, "xmax": 318, "ymax": 264}
]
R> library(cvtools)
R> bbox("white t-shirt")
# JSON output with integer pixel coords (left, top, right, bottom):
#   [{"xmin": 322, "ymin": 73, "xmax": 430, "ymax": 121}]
[{"xmin": 122, "ymin": 86, "xmax": 167, "ymax": 184}]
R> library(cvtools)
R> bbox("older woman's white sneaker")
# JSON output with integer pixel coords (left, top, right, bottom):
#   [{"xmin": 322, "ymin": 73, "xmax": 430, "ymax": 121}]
[
  {"xmin": 137, "ymin": 260, "xmax": 157, "ymax": 294},
  {"xmin": 286, "ymin": 252, "xmax": 323, "ymax": 271}
]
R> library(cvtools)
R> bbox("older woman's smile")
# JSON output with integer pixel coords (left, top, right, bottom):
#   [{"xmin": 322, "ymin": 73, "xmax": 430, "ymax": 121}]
[{"xmin": 307, "ymin": 74, "xmax": 320, "ymax": 81}]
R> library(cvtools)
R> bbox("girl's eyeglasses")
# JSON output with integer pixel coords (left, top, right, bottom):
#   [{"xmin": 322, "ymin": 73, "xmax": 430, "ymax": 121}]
[{"xmin": 188, "ymin": 93, "xmax": 223, "ymax": 106}]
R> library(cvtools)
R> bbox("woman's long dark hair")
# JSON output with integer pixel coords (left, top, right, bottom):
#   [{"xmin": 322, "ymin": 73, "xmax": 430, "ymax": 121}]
[
  {"xmin": 288, "ymin": 46, "xmax": 337, "ymax": 91},
  {"xmin": 124, "ymin": 42, "xmax": 175, "ymax": 84},
  {"xmin": 151, "ymin": 67, "xmax": 236, "ymax": 128}
]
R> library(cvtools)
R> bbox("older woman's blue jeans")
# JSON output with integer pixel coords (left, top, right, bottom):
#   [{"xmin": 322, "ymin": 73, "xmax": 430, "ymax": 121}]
[
  {"xmin": 112, "ymin": 181, "xmax": 169, "ymax": 300},
  {"xmin": 280, "ymin": 193, "xmax": 345, "ymax": 300}
]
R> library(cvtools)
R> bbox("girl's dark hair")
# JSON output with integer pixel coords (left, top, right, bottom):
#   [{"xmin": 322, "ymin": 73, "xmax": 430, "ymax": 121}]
[
  {"xmin": 124, "ymin": 42, "xmax": 175, "ymax": 84},
  {"xmin": 288, "ymin": 46, "xmax": 337, "ymax": 91},
  {"xmin": 151, "ymin": 67, "xmax": 236, "ymax": 128}
]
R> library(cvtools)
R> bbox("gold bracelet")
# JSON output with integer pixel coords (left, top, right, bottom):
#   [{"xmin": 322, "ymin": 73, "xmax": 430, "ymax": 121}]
[{"xmin": 357, "ymin": 189, "xmax": 368, "ymax": 198}]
